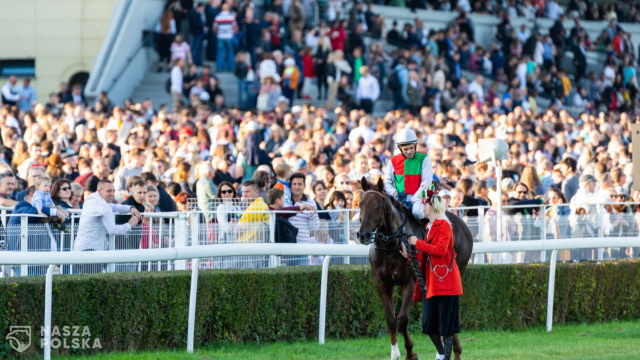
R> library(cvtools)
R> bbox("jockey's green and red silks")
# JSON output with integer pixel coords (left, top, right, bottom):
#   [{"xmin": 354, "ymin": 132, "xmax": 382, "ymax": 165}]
[{"xmin": 391, "ymin": 152, "xmax": 427, "ymax": 195}]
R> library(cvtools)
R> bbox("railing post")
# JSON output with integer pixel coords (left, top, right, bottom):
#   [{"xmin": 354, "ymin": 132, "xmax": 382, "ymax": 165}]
[
  {"xmin": 174, "ymin": 213, "xmax": 189, "ymax": 270},
  {"xmin": 268, "ymin": 212, "xmax": 277, "ymax": 268},
  {"xmin": 190, "ymin": 212, "xmax": 200, "ymax": 247},
  {"xmin": 20, "ymin": 216, "xmax": 28, "ymax": 276},
  {"xmin": 187, "ymin": 258, "xmax": 200, "ymax": 353},
  {"xmin": 546, "ymin": 249, "xmax": 558, "ymax": 332},
  {"xmin": 319, "ymin": 255, "xmax": 331, "ymax": 344},
  {"xmin": 597, "ymin": 204, "xmax": 604, "ymax": 261},
  {"xmin": 107, "ymin": 235, "xmax": 115, "ymax": 273},
  {"xmin": 541, "ymin": 204, "xmax": 547, "ymax": 263},
  {"xmin": 343, "ymin": 211, "xmax": 350, "ymax": 265},
  {"xmin": 475, "ymin": 210, "xmax": 485, "ymax": 264},
  {"xmin": 44, "ymin": 264, "xmax": 55, "ymax": 360}
]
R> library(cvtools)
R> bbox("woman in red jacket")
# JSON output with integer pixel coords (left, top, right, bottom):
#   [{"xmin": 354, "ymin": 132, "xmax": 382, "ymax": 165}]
[{"xmin": 400, "ymin": 193, "xmax": 462, "ymax": 360}]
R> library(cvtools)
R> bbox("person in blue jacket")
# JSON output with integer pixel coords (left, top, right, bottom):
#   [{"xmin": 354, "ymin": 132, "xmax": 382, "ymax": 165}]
[{"xmin": 8, "ymin": 186, "xmax": 69, "ymax": 275}]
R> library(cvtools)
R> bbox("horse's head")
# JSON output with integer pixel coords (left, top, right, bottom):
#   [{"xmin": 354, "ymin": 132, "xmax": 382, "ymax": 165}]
[{"xmin": 357, "ymin": 177, "xmax": 401, "ymax": 245}]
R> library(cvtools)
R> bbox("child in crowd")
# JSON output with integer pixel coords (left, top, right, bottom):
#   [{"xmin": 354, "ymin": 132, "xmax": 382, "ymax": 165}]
[
  {"xmin": 272, "ymin": 159, "xmax": 292, "ymax": 206},
  {"xmin": 31, "ymin": 176, "xmax": 56, "ymax": 216},
  {"xmin": 267, "ymin": 188, "xmax": 314, "ymax": 217}
]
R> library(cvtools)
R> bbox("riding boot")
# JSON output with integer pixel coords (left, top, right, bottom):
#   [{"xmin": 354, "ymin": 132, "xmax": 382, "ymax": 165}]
[{"xmin": 442, "ymin": 336, "xmax": 454, "ymax": 360}]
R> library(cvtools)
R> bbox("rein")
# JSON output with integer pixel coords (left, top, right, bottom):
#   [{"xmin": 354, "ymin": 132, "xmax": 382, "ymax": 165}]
[{"xmin": 363, "ymin": 191, "xmax": 428, "ymax": 296}]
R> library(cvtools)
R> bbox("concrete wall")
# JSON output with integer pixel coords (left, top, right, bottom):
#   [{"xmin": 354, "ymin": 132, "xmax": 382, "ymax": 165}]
[
  {"xmin": 84, "ymin": 0, "xmax": 165, "ymax": 104},
  {"xmin": 0, "ymin": 0, "xmax": 115, "ymax": 102}
]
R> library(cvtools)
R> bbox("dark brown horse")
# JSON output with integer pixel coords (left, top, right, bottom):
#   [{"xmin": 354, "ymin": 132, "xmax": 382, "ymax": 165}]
[{"xmin": 357, "ymin": 178, "xmax": 473, "ymax": 360}]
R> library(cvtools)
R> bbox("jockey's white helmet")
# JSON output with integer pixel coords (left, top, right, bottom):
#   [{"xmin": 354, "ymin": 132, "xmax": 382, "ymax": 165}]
[{"xmin": 394, "ymin": 128, "xmax": 418, "ymax": 146}]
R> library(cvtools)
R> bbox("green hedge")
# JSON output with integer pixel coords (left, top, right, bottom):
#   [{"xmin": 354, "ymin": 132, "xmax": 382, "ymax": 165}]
[{"xmin": 1, "ymin": 261, "xmax": 640, "ymax": 358}]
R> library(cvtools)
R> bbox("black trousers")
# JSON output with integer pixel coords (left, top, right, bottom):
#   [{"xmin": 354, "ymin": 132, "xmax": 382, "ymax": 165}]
[{"xmin": 360, "ymin": 99, "xmax": 373, "ymax": 113}]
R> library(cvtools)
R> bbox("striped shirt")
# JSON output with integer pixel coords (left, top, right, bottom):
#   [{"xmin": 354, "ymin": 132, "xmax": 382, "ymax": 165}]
[
  {"xmin": 214, "ymin": 11, "xmax": 236, "ymax": 40},
  {"xmin": 288, "ymin": 198, "xmax": 319, "ymax": 244}
]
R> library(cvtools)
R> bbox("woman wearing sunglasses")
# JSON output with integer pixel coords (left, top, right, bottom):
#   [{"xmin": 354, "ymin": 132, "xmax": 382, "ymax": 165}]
[
  {"xmin": 215, "ymin": 181, "xmax": 241, "ymax": 244},
  {"xmin": 51, "ymin": 179, "xmax": 75, "ymax": 210},
  {"xmin": 51, "ymin": 179, "xmax": 75, "ymax": 274}
]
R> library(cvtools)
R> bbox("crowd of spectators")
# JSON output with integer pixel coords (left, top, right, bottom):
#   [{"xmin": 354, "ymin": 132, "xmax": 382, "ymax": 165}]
[{"xmin": 1, "ymin": 0, "xmax": 640, "ymax": 268}]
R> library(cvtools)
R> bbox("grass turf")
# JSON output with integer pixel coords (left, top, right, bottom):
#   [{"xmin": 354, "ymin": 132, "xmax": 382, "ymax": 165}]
[{"xmin": 57, "ymin": 320, "xmax": 640, "ymax": 360}]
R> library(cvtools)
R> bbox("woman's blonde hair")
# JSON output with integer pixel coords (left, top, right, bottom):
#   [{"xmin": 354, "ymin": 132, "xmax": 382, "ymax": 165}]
[{"xmin": 429, "ymin": 195, "xmax": 447, "ymax": 219}]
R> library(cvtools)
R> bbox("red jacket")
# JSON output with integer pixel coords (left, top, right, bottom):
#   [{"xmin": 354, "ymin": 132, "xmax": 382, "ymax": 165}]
[
  {"xmin": 330, "ymin": 27, "xmax": 346, "ymax": 50},
  {"xmin": 302, "ymin": 54, "xmax": 316, "ymax": 78},
  {"xmin": 412, "ymin": 219, "xmax": 463, "ymax": 301}
]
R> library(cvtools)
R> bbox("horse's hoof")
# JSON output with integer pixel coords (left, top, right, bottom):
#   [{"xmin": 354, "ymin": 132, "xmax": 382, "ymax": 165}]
[{"xmin": 453, "ymin": 354, "xmax": 461, "ymax": 360}]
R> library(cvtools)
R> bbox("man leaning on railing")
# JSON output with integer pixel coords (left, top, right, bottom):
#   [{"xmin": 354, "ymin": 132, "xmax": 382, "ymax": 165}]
[{"xmin": 73, "ymin": 180, "xmax": 141, "ymax": 274}]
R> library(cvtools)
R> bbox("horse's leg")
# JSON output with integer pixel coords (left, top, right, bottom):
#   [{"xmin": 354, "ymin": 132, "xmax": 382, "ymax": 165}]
[
  {"xmin": 452, "ymin": 334, "xmax": 462, "ymax": 360},
  {"xmin": 397, "ymin": 282, "xmax": 417, "ymax": 360},
  {"xmin": 375, "ymin": 279, "xmax": 401, "ymax": 360}
]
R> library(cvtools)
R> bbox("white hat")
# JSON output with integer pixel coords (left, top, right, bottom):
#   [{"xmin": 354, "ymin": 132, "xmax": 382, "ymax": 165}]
[
  {"xmin": 394, "ymin": 128, "xmax": 418, "ymax": 146},
  {"xmin": 284, "ymin": 58, "xmax": 295, "ymax": 67}
]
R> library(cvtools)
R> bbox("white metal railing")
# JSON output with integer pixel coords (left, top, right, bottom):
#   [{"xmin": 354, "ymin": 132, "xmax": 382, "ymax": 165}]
[
  {"xmin": 3, "ymin": 237, "xmax": 640, "ymax": 360},
  {"xmin": 4, "ymin": 200, "xmax": 640, "ymax": 276}
]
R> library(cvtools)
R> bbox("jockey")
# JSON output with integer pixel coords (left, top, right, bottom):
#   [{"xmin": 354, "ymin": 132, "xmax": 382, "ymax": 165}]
[{"xmin": 383, "ymin": 128, "xmax": 433, "ymax": 220}]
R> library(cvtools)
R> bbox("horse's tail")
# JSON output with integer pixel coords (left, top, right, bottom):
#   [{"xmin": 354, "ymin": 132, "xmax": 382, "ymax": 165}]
[{"xmin": 446, "ymin": 211, "xmax": 474, "ymax": 276}]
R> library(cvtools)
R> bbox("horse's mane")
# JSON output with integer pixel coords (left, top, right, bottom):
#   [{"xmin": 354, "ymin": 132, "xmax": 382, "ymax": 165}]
[{"xmin": 379, "ymin": 192, "xmax": 425, "ymax": 237}]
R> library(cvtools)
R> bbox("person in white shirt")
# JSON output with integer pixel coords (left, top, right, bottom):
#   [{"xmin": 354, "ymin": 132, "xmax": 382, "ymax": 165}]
[
  {"xmin": 17, "ymin": 78, "xmax": 36, "ymax": 112},
  {"xmin": 73, "ymin": 180, "xmax": 141, "ymax": 273},
  {"xmin": 286, "ymin": 173, "xmax": 320, "ymax": 265},
  {"xmin": 1, "ymin": 75, "xmax": 20, "ymax": 106},
  {"xmin": 355, "ymin": 66, "xmax": 379, "ymax": 114},
  {"xmin": 546, "ymin": 0, "xmax": 564, "ymax": 20},
  {"xmin": 457, "ymin": 0, "xmax": 471, "ymax": 13},
  {"xmin": 170, "ymin": 58, "xmax": 185, "ymax": 108},
  {"xmin": 467, "ymin": 75, "xmax": 485, "ymax": 103},
  {"xmin": 533, "ymin": 34, "xmax": 545, "ymax": 65},
  {"xmin": 348, "ymin": 116, "xmax": 375, "ymax": 146}
]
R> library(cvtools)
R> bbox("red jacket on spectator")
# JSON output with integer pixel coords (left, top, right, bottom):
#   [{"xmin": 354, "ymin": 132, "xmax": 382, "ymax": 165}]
[
  {"xmin": 302, "ymin": 54, "xmax": 316, "ymax": 78},
  {"xmin": 412, "ymin": 219, "xmax": 463, "ymax": 301},
  {"xmin": 330, "ymin": 26, "xmax": 346, "ymax": 51},
  {"xmin": 613, "ymin": 35, "xmax": 623, "ymax": 54}
]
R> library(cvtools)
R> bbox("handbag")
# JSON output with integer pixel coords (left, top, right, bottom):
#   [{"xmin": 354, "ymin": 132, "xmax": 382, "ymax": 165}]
[{"xmin": 275, "ymin": 217, "xmax": 298, "ymax": 243}]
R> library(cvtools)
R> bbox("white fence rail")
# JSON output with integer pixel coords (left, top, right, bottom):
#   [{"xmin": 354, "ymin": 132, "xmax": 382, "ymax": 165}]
[
  {"xmin": 3, "ymin": 237, "xmax": 640, "ymax": 360},
  {"xmin": 3, "ymin": 201, "xmax": 640, "ymax": 277}
]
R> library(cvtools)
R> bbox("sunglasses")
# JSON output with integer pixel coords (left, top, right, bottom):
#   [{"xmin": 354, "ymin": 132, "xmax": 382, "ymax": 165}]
[
  {"xmin": 60, "ymin": 186, "xmax": 71, "ymax": 191},
  {"xmin": 517, "ymin": 190, "xmax": 527, "ymax": 195},
  {"xmin": 221, "ymin": 189, "xmax": 233, "ymax": 195}
]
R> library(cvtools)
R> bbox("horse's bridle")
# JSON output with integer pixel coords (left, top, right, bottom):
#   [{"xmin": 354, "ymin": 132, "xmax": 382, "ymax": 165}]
[
  {"xmin": 358, "ymin": 191, "xmax": 408, "ymax": 251},
  {"xmin": 359, "ymin": 190, "xmax": 429, "ymax": 296}
]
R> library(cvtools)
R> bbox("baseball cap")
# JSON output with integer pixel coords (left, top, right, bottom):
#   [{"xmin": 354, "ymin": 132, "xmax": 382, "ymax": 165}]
[{"xmin": 293, "ymin": 158, "xmax": 308, "ymax": 171}]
